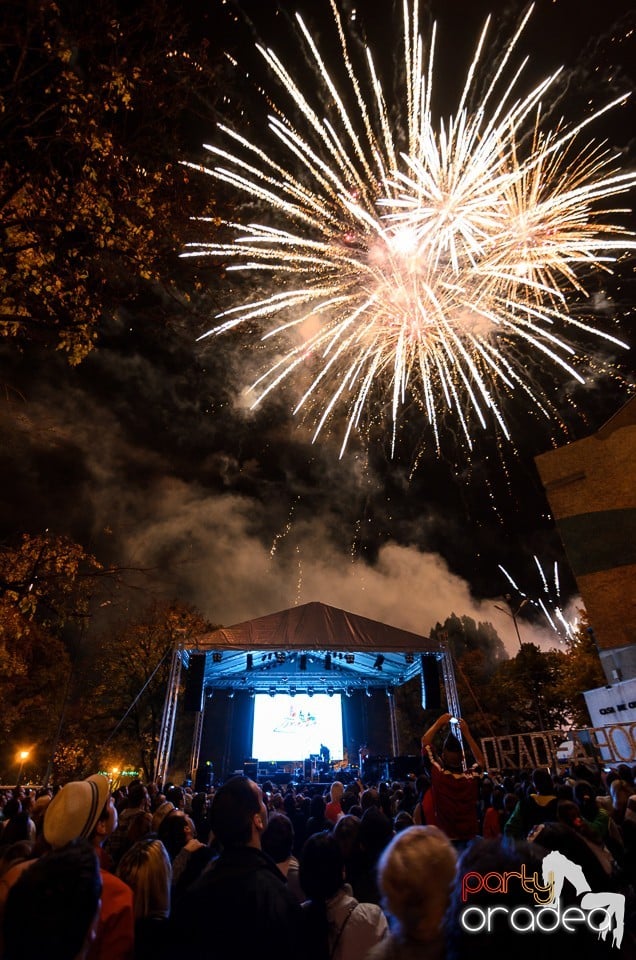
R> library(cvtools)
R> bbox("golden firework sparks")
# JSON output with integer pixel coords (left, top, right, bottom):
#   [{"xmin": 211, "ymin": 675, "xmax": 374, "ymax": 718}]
[{"xmin": 183, "ymin": 2, "xmax": 634, "ymax": 458}]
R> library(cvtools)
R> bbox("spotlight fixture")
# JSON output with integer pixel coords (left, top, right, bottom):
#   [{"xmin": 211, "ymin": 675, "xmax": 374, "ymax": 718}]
[
  {"xmin": 290, "ymin": 687, "xmax": 296, "ymax": 697},
  {"xmin": 386, "ymin": 687, "xmax": 394, "ymax": 698},
  {"xmin": 212, "ymin": 652, "xmax": 223, "ymax": 663},
  {"xmin": 373, "ymin": 655, "xmax": 385, "ymax": 670},
  {"xmin": 327, "ymin": 687, "xmax": 334, "ymax": 697},
  {"xmin": 405, "ymin": 653, "xmax": 414, "ymax": 664},
  {"xmin": 307, "ymin": 688, "xmax": 314, "ymax": 697},
  {"xmin": 269, "ymin": 687, "xmax": 276, "ymax": 697},
  {"xmin": 275, "ymin": 651, "xmax": 286, "ymax": 663},
  {"xmin": 228, "ymin": 690, "xmax": 235, "ymax": 699},
  {"xmin": 365, "ymin": 687, "xmax": 372, "ymax": 698},
  {"xmin": 345, "ymin": 688, "xmax": 353, "ymax": 698},
  {"xmin": 345, "ymin": 653, "xmax": 355, "ymax": 664}
]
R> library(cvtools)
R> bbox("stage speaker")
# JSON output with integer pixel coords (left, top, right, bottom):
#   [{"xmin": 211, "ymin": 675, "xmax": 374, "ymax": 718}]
[
  {"xmin": 363, "ymin": 756, "xmax": 389, "ymax": 782},
  {"xmin": 389, "ymin": 755, "xmax": 420, "ymax": 780},
  {"xmin": 273, "ymin": 772, "xmax": 291, "ymax": 785},
  {"xmin": 194, "ymin": 761, "xmax": 213, "ymax": 792},
  {"xmin": 421, "ymin": 656, "xmax": 441, "ymax": 709},
  {"xmin": 184, "ymin": 653, "xmax": 207, "ymax": 712},
  {"xmin": 244, "ymin": 759, "xmax": 258, "ymax": 779}
]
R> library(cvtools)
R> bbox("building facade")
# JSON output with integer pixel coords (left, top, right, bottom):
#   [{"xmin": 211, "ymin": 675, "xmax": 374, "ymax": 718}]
[{"xmin": 535, "ymin": 398, "xmax": 636, "ymax": 683}]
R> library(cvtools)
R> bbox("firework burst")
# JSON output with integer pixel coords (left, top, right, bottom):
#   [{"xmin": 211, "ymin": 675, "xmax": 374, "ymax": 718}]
[{"xmin": 183, "ymin": 1, "xmax": 635, "ymax": 458}]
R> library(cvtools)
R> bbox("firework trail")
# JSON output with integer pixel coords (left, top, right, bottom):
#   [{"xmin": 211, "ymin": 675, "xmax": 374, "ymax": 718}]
[
  {"xmin": 498, "ymin": 556, "xmax": 579, "ymax": 641},
  {"xmin": 183, "ymin": 1, "xmax": 635, "ymax": 458}
]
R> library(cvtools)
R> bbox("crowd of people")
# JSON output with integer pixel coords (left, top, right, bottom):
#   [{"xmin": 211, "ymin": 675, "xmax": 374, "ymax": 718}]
[{"xmin": 1, "ymin": 712, "xmax": 636, "ymax": 958}]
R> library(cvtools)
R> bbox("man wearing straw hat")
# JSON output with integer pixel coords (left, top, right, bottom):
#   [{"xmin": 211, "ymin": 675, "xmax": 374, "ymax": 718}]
[{"xmin": 44, "ymin": 774, "xmax": 134, "ymax": 960}]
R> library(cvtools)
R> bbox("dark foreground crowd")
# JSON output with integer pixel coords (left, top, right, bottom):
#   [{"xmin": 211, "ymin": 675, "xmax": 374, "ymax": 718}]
[{"xmin": 2, "ymin": 715, "xmax": 636, "ymax": 960}]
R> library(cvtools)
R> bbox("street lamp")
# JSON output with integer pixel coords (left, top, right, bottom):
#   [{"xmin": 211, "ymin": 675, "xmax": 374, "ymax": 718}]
[
  {"xmin": 494, "ymin": 596, "xmax": 530, "ymax": 649},
  {"xmin": 16, "ymin": 750, "xmax": 30, "ymax": 786},
  {"xmin": 494, "ymin": 596, "xmax": 545, "ymax": 730}
]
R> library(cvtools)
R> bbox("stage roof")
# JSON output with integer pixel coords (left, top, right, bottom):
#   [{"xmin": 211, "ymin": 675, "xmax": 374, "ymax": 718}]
[{"xmin": 188, "ymin": 601, "xmax": 441, "ymax": 693}]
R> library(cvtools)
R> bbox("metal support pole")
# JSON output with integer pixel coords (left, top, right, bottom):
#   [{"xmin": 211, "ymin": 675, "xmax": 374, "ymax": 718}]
[
  {"xmin": 388, "ymin": 692, "xmax": 399, "ymax": 757},
  {"xmin": 222, "ymin": 695, "xmax": 235, "ymax": 781},
  {"xmin": 437, "ymin": 642, "xmax": 469, "ymax": 770},
  {"xmin": 189, "ymin": 708, "xmax": 205, "ymax": 785},
  {"xmin": 439, "ymin": 647, "xmax": 461, "ymax": 720},
  {"xmin": 154, "ymin": 646, "xmax": 183, "ymax": 786}
]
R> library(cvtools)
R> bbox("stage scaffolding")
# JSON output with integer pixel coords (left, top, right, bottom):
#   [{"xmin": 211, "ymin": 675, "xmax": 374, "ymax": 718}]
[{"xmin": 154, "ymin": 646, "xmax": 183, "ymax": 786}]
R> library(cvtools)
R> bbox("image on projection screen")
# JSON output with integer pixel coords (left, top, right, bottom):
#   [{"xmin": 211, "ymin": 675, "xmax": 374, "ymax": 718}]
[{"xmin": 252, "ymin": 694, "xmax": 344, "ymax": 761}]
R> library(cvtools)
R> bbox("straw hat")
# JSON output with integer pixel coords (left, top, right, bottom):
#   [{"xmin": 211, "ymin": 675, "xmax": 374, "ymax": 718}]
[
  {"xmin": 31, "ymin": 795, "xmax": 52, "ymax": 821},
  {"xmin": 151, "ymin": 800, "xmax": 175, "ymax": 833},
  {"xmin": 43, "ymin": 775, "xmax": 110, "ymax": 849}
]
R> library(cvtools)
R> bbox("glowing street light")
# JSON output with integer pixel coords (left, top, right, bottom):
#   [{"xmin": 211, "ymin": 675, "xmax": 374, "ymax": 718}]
[{"xmin": 16, "ymin": 749, "xmax": 30, "ymax": 786}]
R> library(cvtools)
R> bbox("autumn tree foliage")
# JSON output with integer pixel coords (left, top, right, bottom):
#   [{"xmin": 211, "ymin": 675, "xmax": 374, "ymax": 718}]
[
  {"xmin": 553, "ymin": 616, "xmax": 607, "ymax": 728},
  {"xmin": 440, "ymin": 613, "xmax": 508, "ymax": 668},
  {"xmin": 430, "ymin": 613, "xmax": 510, "ymax": 739},
  {"xmin": 0, "ymin": 531, "xmax": 103, "ymax": 627},
  {"xmin": 489, "ymin": 642, "xmax": 571, "ymax": 733},
  {"xmin": 0, "ymin": 0, "xmax": 220, "ymax": 363},
  {"xmin": 0, "ymin": 532, "xmax": 104, "ymax": 781},
  {"xmin": 65, "ymin": 601, "xmax": 215, "ymax": 783},
  {"xmin": 408, "ymin": 610, "xmax": 606, "ymax": 742},
  {"xmin": 0, "ymin": 530, "xmax": 215, "ymax": 783},
  {"xmin": 393, "ymin": 614, "xmax": 509, "ymax": 753}
]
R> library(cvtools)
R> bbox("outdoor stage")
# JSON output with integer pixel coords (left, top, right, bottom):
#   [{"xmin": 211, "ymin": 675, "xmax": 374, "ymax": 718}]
[{"xmin": 155, "ymin": 601, "xmax": 460, "ymax": 786}]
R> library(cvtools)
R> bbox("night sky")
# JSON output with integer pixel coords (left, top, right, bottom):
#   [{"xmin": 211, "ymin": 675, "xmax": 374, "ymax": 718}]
[{"xmin": 1, "ymin": 0, "xmax": 634, "ymax": 655}]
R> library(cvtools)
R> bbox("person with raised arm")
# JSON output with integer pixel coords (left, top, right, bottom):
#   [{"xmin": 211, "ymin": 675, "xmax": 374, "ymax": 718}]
[{"xmin": 420, "ymin": 712, "xmax": 484, "ymax": 848}]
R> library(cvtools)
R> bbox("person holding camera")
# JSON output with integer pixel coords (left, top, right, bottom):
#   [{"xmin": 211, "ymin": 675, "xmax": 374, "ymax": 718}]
[{"xmin": 420, "ymin": 712, "xmax": 485, "ymax": 849}]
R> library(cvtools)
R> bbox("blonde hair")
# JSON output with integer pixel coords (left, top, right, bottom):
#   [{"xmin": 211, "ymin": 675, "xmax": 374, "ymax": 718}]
[
  {"xmin": 329, "ymin": 781, "xmax": 344, "ymax": 803},
  {"xmin": 117, "ymin": 838, "xmax": 172, "ymax": 920},
  {"xmin": 377, "ymin": 825, "xmax": 457, "ymax": 940}
]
